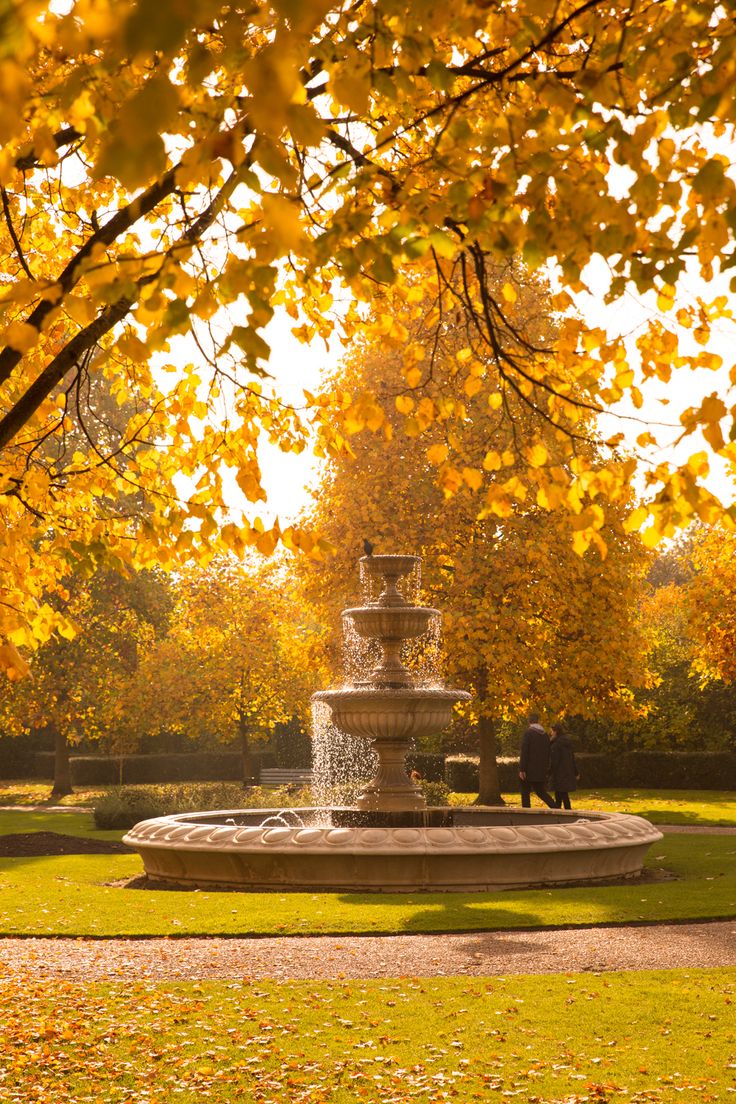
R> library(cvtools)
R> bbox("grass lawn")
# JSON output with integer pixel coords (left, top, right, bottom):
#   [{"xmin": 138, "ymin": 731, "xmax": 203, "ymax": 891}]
[
  {"xmin": 0, "ymin": 781, "xmax": 105, "ymax": 806},
  {"xmin": 0, "ymin": 807, "xmax": 120, "ymax": 839},
  {"xmin": 0, "ymin": 810, "xmax": 735, "ymax": 937},
  {"xmin": 448, "ymin": 788, "xmax": 736, "ymax": 826},
  {"xmin": 4, "ymin": 970, "xmax": 735, "ymax": 1103}
]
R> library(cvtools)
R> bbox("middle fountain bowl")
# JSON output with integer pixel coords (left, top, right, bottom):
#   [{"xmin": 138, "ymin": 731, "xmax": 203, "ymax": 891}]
[
  {"xmin": 314, "ymin": 684, "xmax": 470, "ymax": 810},
  {"xmin": 312, "ymin": 685, "xmax": 470, "ymax": 742}
]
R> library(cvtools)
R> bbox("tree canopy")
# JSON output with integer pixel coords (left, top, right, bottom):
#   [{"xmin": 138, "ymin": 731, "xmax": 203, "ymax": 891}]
[
  {"xmin": 1, "ymin": 0, "xmax": 735, "ymax": 648},
  {"xmin": 301, "ymin": 289, "xmax": 653, "ymax": 729},
  {"xmin": 134, "ymin": 554, "xmax": 327, "ymax": 776}
]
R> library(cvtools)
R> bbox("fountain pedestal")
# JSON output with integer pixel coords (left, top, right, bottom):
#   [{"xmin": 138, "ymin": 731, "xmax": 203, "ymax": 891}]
[{"xmin": 356, "ymin": 736, "xmax": 424, "ymax": 810}]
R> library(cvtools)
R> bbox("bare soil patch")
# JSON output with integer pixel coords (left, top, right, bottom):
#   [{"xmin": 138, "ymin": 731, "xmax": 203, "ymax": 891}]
[{"xmin": 0, "ymin": 832, "xmax": 130, "ymax": 857}]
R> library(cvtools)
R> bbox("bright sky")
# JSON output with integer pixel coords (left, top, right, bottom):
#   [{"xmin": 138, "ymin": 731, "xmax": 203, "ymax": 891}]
[
  {"xmin": 576, "ymin": 256, "xmax": 735, "ymax": 504},
  {"xmin": 256, "ymin": 317, "xmax": 335, "ymax": 525},
  {"xmin": 256, "ymin": 264, "xmax": 735, "ymax": 527}
]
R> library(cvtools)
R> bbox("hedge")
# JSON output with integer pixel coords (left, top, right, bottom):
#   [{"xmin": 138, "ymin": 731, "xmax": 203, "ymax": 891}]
[
  {"xmin": 11, "ymin": 746, "xmax": 736, "ymax": 791},
  {"xmin": 32, "ymin": 751, "xmax": 277, "ymax": 786},
  {"xmin": 406, "ymin": 752, "xmax": 446, "ymax": 782},
  {"xmin": 445, "ymin": 750, "xmax": 736, "ymax": 793}
]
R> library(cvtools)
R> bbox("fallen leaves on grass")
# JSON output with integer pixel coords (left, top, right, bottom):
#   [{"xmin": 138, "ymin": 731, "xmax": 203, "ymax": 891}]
[{"xmin": 0, "ymin": 973, "xmax": 734, "ymax": 1103}]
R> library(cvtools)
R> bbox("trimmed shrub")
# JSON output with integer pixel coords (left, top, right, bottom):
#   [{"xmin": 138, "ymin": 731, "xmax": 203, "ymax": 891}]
[
  {"xmin": 93, "ymin": 782, "xmax": 311, "ymax": 829},
  {"xmin": 419, "ymin": 779, "xmax": 451, "ymax": 806},
  {"xmin": 274, "ymin": 721, "xmax": 312, "ymax": 769},
  {"xmin": 445, "ymin": 750, "xmax": 736, "ymax": 793},
  {"xmin": 0, "ymin": 738, "xmax": 38, "ymax": 780},
  {"xmin": 34, "ymin": 751, "xmax": 278, "ymax": 785}
]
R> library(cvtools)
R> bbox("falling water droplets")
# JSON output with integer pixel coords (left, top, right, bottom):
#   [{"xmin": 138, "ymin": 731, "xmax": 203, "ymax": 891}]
[
  {"xmin": 311, "ymin": 701, "xmax": 377, "ymax": 806},
  {"xmin": 405, "ymin": 610, "xmax": 443, "ymax": 688},
  {"xmin": 341, "ymin": 613, "xmax": 380, "ymax": 685}
]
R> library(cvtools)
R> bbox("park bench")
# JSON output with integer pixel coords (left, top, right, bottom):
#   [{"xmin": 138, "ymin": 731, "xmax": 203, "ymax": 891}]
[{"xmin": 258, "ymin": 767, "xmax": 313, "ymax": 788}]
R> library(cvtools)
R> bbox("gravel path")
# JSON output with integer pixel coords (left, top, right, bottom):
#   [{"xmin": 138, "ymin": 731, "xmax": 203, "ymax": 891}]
[{"xmin": 2, "ymin": 921, "xmax": 736, "ymax": 980}]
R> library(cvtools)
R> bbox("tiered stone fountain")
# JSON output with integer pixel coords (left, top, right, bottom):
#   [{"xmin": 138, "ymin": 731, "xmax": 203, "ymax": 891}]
[
  {"xmin": 124, "ymin": 554, "xmax": 662, "ymax": 891},
  {"xmin": 313, "ymin": 554, "xmax": 470, "ymax": 812}
]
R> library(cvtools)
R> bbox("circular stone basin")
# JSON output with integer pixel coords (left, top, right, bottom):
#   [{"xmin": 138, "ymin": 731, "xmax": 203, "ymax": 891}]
[{"xmin": 123, "ymin": 806, "xmax": 663, "ymax": 892}]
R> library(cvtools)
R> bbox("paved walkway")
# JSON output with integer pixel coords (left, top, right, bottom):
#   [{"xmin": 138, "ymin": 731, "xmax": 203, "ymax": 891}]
[{"xmin": 2, "ymin": 921, "xmax": 736, "ymax": 980}]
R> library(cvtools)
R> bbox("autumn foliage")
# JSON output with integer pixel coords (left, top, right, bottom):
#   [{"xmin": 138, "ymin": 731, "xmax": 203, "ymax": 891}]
[{"xmin": 0, "ymin": 0, "xmax": 734, "ymax": 656}]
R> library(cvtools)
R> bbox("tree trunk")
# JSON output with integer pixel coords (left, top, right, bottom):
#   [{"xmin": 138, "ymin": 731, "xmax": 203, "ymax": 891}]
[
  {"xmin": 476, "ymin": 713, "xmax": 504, "ymax": 806},
  {"xmin": 49, "ymin": 723, "xmax": 73, "ymax": 798},
  {"xmin": 240, "ymin": 718, "xmax": 255, "ymax": 785}
]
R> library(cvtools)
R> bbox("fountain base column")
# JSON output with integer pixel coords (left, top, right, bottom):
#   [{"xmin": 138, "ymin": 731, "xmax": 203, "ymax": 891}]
[{"xmin": 357, "ymin": 738, "xmax": 426, "ymax": 811}]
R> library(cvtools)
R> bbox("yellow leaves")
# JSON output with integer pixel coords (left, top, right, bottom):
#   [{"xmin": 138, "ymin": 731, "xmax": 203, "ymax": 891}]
[
  {"xmin": 2, "ymin": 320, "xmax": 38, "ymax": 353},
  {"xmin": 536, "ymin": 483, "xmax": 565, "ymax": 511},
  {"xmin": 696, "ymin": 352, "xmax": 723, "ymax": 371},
  {"xmin": 28, "ymin": 124, "xmax": 59, "ymax": 167},
  {"xmin": 462, "ymin": 467, "xmax": 483, "ymax": 492},
  {"xmin": 260, "ymin": 194, "xmax": 303, "ymax": 252},
  {"xmin": 236, "ymin": 468, "xmax": 265, "ymax": 504},
  {"xmin": 96, "ymin": 76, "xmax": 180, "ymax": 189},
  {"xmin": 572, "ymin": 528, "xmax": 608, "ymax": 559},
  {"xmin": 254, "ymin": 527, "xmax": 279, "ymax": 556},
  {"xmin": 482, "ymin": 450, "xmax": 502, "ymax": 472},
  {"xmin": 501, "ymin": 282, "xmax": 517, "ymax": 305},
  {"xmin": 482, "ymin": 485, "xmax": 513, "ymax": 519},
  {"xmin": 689, "ymin": 393, "xmax": 728, "ymax": 452},
  {"xmin": 640, "ymin": 525, "xmax": 663, "ymax": 550},
  {"xmin": 64, "ymin": 296, "xmax": 97, "ymax": 326},
  {"xmin": 286, "ymin": 102, "xmax": 326, "ymax": 147},
  {"xmin": 426, "ymin": 443, "xmax": 448, "ymax": 465},
  {"xmin": 438, "ymin": 465, "xmax": 464, "ymax": 497},
  {"xmin": 68, "ymin": 89, "xmax": 96, "ymax": 129},
  {"xmin": 395, "ymin": 395, "xmax": 414, "ymax": 415},
  {"xmin": 331, "ymin": 63, "xmax": 372, "ymax": 114},
  {"xmin": 0, "ymin": 642, "xmax": 30, "ymax": 682},
  {"xmin": 656, "ymin": 284, "xmax": 676, "ymax": 312},
  {"xmin": 115, "ymin": 331, "xmax": 150, "ymax": 361},
  {"xmin": 686, "ymin": 451, "xmax": 710, "ymax": 478},
  {"xmin": 524, "ymin": 443, "xmax": 548, "ymax": 468}
]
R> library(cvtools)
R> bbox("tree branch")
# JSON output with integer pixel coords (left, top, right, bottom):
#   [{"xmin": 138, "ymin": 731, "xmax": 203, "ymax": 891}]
[
  {"xmin": 0, "ymin": 166, "xmax": 178, "ymax": 387},
  {"xmin": 1, "ymin": 187, "xmax": 33, "ymax": 279},
  {"xmin": 0, "ymin": 164, "xmax": 249, "ymax": 453}
]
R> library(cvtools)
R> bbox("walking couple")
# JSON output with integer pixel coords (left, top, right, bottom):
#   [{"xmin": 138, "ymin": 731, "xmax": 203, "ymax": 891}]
[{"xmin": 519, "ymin": 713, "xmax": 579, "ymax": 810}]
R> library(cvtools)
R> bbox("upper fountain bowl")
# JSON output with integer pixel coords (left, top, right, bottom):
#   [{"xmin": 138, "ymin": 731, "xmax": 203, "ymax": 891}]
[
  {"xmin": 361, "ymin": 554, "xmax": 418, "ymax": 607},
  {"xmin": 345, "ymin": 605, "xmax": 437, "ymax": 641},
  {"xmin": 361, "ymin": 554, "xmax": 419, "ymax": 580}
]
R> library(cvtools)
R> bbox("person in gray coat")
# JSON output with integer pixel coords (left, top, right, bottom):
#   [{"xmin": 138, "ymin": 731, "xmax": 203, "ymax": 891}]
[
  {"xmin": 549, "ymin": 722, "xmax": 579, "ymax": 810},
  {"xmin": 519, "ymin": 713, "xmax": 555, "ymax": 808}
]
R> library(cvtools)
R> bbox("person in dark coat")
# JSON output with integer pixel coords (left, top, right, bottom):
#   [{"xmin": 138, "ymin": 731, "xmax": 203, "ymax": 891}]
[
  {"xmin": 519, "ymin": 713, "xmax": 555, "ymax": 808},
  {"xmin": 549, "ymin": 722, "xmax": 579, "ymax": 810}
]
